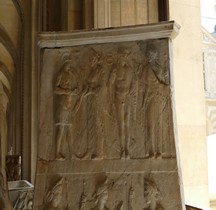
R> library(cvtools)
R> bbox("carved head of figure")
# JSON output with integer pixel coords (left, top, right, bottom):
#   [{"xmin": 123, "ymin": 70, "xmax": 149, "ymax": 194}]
[
  {"xmin": 144, "ymin": 178, "xmax": 162, "ymax": 210},
  {"xmin": 55, "ymin": 62, "xmax": 80, "ymax": 94},
  {"xmin": 116, "ymin": 47, "xmax": 132, "ymax": 69},
  {"xmin": 94, "ymin": 178, "xmax": 114, "ymax": 210},
  {"xmin": 89, "ymin": 49, "xmax": 102, "ymax": 68},
  {"xmin": 45, "ymin": 177, "xmax": 66, "ymax": 209},
  {"xmin": 117, "ymin": 57, "xmax": 130, "ymax": 69}
]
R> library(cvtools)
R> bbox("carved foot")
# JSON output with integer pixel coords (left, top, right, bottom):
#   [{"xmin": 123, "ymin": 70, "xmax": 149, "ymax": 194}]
[
  {"xmin": 154, "ymin": 152, "xmax": 161, "ymax": 158},
  {"xmin": 120, "ymin": 150, "xmax": 125, "ymax": 159},
  {"xmin": 120, "ymin": 154, "xmax": 130, "ymax": 159},
  {"xmin": 144, "ymin": 153, "xmax": 150, "ymax": 158},
  {"xmin": 91, "ymin": 154, "xmax": 99, "ymax": 159},
  {"xmin": 125, "ymin": 150, "xmax": 130, "ymax": 159},
  {"xmin": 161, "ymin": 153, "xmax": 171, "ymax": 159},
  {"xmin": 55, "ymin": 153, "xmax": 66, "ymax": 161}
]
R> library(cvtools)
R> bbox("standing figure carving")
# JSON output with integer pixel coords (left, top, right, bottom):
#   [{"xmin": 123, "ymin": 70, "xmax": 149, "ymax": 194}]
[
  {"xmin": 0, "ymin": 81, "xmax": 13, "ymax": 210},
  {"xmin": 86, "ymin": 50, "xmax": 104, "ymax": 159},
  {"xmin": 143, "ymin": 65, "xmax": 162, "ymax": 158},
  {"xmin": 138, "ymin": 41, "xmax": 172, "ymax": 158},
  {"xmin": 54, "ymin": 61, "xmax": 86, "ymax": 160},
  {"xmin": 108, "ymin": 49, "xmax": 136, "ymax": 158}
]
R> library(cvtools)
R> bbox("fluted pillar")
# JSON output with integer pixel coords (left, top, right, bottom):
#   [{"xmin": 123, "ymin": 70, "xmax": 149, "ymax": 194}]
[{"xmin": 94, "ymin": 0, "xmax": 158, "ymax": 28}]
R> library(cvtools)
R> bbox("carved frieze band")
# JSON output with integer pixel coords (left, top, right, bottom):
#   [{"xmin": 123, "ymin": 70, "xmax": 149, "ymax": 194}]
[{"xmin": 42, "ymin": 174, "xmax": 168, "ymax": 210}]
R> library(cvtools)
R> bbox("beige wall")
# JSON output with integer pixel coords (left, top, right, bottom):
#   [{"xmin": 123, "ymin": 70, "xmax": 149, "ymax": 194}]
[{"xmin": 169, "ymin": 0, "xmax": 209, "ymax": 208}]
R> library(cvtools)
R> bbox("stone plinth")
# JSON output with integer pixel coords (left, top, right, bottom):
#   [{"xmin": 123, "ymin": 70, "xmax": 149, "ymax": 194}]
[{"xmin": 33, "ymin": 21, "xmax": 184, "ymax": 210}]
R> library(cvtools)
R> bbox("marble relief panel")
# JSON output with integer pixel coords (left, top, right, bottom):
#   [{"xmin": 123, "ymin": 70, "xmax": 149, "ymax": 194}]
[
  {"xmin": 36, "ymin": 172, "xmax": 181, "ymax": 210},
  {"xmin": 34, "ymin": 38, "xmax": 182, "ymax": 210},
  {"xmin": 38, "ymin": 39, "xmax": 176, "ymax": 161}
]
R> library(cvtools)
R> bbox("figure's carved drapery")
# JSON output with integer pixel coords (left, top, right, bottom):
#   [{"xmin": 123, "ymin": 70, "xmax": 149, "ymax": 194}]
[{"xmin": 34, "ymin": 22, "xmax": 183, "ymax": 209}]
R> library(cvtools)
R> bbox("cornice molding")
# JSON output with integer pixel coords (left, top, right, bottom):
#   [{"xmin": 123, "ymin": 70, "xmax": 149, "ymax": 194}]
[{"xmin": 38, "ymin": 21, "xmax": 180, "ymax": 48}]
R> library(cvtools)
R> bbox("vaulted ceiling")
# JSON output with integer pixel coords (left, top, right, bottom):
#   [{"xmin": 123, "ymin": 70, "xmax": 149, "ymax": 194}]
[{"xmin": 0, "ymin": 0, "xmax": 23, "ymax": 96}]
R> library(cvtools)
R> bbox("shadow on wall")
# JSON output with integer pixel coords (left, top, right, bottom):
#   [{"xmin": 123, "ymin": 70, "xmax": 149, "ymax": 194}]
[{"xmin": 186, "ymin": 205, "xmax": 203, "ymax": 210}]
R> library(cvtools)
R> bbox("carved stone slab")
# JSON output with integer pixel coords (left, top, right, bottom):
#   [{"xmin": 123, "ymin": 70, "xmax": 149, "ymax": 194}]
[{"xmin": 34, "ymin": 22, "xmax": 184, "ymax": 210}]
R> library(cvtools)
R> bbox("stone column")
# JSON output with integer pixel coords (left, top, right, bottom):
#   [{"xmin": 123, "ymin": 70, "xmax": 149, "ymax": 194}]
[{"xmin": 0, "ymin": 81, "xmax": 13, "ymax": 210}]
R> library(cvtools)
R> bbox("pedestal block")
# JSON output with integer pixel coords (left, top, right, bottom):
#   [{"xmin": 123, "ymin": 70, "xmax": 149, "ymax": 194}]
[{"xmin": 34, "ymin": 21, "xmax": 184, "ymax": 210}]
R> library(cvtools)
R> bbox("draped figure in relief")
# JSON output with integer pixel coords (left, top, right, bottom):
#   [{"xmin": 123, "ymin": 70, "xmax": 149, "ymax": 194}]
[
  {"xmin": 54, "ymin": 61, "xmax": 86, "ymax": 160},
  {"xmin": 108, "ymin": 49, "xmax": 136, "ymax": 159},
  {"xmin": 86, "ymin": 50, "xmax": 104, "ymax": 159},
  {"xmin": 137, "ymin": 40, "xmax": 174, "ymax": 159}
]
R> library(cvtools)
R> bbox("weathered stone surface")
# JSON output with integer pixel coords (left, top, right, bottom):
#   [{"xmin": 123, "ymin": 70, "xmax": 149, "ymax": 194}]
[{"xmin": 34, "ymin": 22, "xmax": 183, "ymax": 210}]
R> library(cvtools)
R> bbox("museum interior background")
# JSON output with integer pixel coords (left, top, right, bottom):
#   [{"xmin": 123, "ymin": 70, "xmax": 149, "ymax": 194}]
[{"xmin": 1, "ymin": 0, "xmax": 216, "ymax": 209}]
